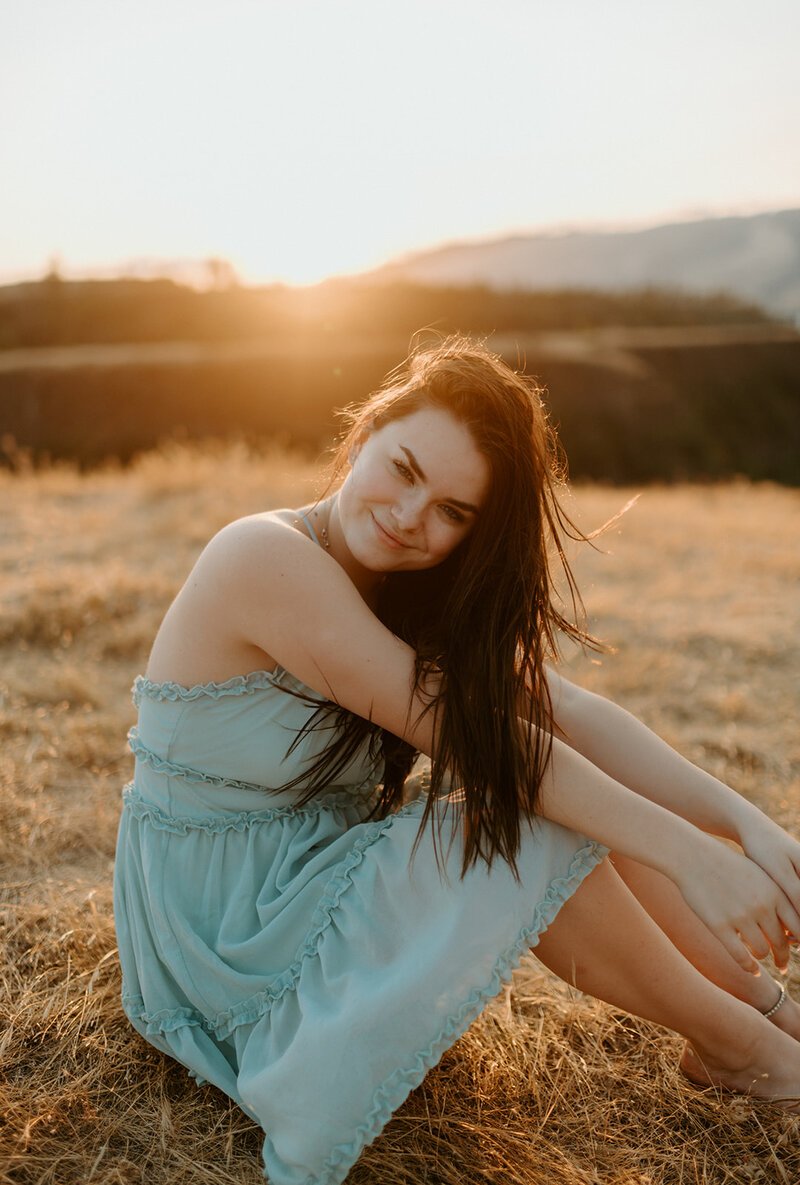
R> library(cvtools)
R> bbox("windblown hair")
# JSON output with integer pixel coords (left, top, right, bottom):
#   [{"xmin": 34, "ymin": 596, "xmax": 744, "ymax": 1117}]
[{"xmin": 284, "ymin": 334, "xmax": 603, "ymax": 877}]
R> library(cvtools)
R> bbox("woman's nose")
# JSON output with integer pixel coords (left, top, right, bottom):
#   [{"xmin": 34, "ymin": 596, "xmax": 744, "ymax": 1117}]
[{"xmin": 391, "ymin": 491, "xmax": 424, "ymax": 532}]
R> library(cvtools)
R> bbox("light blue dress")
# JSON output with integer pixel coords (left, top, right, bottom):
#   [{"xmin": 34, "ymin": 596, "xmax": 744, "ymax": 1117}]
[{"xmin": 114, "ymin": 615, "xmax": 608, "ymax": 1185}]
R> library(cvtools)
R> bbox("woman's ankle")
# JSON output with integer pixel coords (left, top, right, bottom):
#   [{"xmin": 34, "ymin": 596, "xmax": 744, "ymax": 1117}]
[
  {"xmin": 684, "ymin": 1028, "xmax": 761, "ymax": 1081},
  {"xmin": 681, "ymin": 1014, "xmax": 800, "ymax": 1107},
  {"xmin": 764, "ymin": 985, "xmax": 800, "ymax": 1039}
]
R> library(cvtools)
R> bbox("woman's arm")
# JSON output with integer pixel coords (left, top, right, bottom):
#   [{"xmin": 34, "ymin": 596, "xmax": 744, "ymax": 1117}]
[
  {"xmin": 546, "ymin": 666, "xmax": 800, "ymax": 913},
  {"xmin": 545, "ymin": 667, "xmax": 756, "ymax": 841},
  {"xmin": 534, "ymin": 735, "xmax": 799, "ymax": 975},
  {"xmin": 201, "ymin": 520, "xmax": 800, "ymax": 970}
]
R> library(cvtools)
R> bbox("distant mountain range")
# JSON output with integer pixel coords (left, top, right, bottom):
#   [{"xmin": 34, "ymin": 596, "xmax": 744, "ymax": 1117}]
[{"xmin": 372, "ymin": 209, "xmax": 800, "ymax": 323}]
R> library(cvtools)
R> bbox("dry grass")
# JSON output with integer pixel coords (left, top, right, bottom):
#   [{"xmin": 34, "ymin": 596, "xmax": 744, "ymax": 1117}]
[{"xmin": 1, "ymin": 442, "xmax": 799, "ymax": 1184}]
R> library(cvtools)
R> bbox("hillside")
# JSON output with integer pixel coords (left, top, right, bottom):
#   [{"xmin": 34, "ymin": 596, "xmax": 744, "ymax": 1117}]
[{"xmin": 373, "ymin": 209, "xmax": 800, "ymax": 323}]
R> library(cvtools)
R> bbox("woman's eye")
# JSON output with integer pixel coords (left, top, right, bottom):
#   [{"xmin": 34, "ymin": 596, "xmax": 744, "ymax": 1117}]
[
  {"xmin": 393, "ymin": 460, "xmax": 414, "ymax": 482},
  {"xmin": 441, "ymin": 505, "xmax": 464, "ymax": 524}
]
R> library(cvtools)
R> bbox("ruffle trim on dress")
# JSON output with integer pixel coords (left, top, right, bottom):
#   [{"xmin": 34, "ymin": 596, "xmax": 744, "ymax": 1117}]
[
  {"xmin": 128, "ymin": 728, "xmax": 274, "ymax": 793},
  {"xmin": 127, "ymin": 729, "xmax": 379, "ymax": 801},
  {"xmin": 121, "ymin": 806, "xmax": 425, "ymax": 1043},
  {"xmin": 314, "ymin": 836, "xmax": 608, "ymax": 1185},
  {"xmin": 122, "ymin": 783, "xmax": 375, "ymax": 833},
  {"xmin": 132, "ymin": 667, "xmax": 291, "ymax": 707}
]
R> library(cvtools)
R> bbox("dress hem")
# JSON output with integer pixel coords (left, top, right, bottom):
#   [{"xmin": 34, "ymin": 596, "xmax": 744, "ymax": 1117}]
[
  {"xmin": 121, "ymin": 829, "xmax": 607, "ymax": 1184},
  {"xmin": 314, "ymin": 835, "xmax": 607, "ymax": 1185}
]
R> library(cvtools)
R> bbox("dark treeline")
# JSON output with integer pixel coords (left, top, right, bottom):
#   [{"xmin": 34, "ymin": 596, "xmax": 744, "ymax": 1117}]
[
  {"xmin": 1, "ymin": 278, "xmax": 797, "ymax": 484},
  {"xmin": 0, "ymin": 276, "xmax": 773, "ymax": 351}
]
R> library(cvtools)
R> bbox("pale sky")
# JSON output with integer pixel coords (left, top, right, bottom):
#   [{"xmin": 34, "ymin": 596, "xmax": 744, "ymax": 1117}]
[{"xmin": 2, "ymin": 0, "xmax": 799, "ymax": 286}]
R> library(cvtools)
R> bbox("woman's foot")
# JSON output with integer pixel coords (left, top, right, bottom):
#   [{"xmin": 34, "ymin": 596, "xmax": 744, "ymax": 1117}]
[{"xmin": 680, "ymin": 1038, "xmax": 800, "ymax": 1111}]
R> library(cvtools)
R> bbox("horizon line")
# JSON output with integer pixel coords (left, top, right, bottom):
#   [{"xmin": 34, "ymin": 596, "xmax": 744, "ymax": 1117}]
[{"xmin": 2, "ymin": 201, "xmax": 797, "ymax": 293}]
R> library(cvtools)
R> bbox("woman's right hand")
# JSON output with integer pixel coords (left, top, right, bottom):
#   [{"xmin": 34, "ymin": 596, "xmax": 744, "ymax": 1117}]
[{"xmin": 673, "ymin": 833, "xmax": 800, "ymax": 975}]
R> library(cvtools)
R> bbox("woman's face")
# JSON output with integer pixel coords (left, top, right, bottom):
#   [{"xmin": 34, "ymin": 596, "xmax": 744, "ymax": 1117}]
[{"xmin": 337, "ymin": 405, "xmax": 491, "ymax": 573}]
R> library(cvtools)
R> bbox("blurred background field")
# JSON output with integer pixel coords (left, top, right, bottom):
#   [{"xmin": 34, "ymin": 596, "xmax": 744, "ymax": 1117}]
[
  {"xmin": 1, "ymin": 275, "xmax": 799, "ymax": 483},
  {"xmin": 1, "ymin": 441, "xmax": 799, "ymax": 1183}
]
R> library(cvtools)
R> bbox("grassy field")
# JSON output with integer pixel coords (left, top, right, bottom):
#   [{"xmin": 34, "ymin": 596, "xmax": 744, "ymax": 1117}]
[{"xmin": 1, "ymin": 442, "xmax": 799, "ymax": 1184}]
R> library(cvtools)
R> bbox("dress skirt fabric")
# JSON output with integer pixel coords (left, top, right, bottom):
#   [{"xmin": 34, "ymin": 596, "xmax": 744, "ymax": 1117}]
[{"xmin": 113, "ymin": 668, "xmax": 608, "ymax": 1185}]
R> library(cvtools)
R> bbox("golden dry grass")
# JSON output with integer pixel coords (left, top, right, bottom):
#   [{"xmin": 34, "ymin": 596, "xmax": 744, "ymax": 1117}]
[{"xmin": 1, "ymin": 442, "xmax": 799, "ymax": 1184}]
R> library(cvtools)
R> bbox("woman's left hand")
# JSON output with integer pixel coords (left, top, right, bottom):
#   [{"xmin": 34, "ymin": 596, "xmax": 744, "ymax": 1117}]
[{"xmin": 738, "ymin": 814, "xmax": 800, "ymax": 931}]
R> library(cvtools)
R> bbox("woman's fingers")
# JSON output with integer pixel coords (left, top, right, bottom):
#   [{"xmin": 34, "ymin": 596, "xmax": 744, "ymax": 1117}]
[
  {"xmin": 766, "ymin": 929, "xmax": 791, "ymax": 973},
  {"xmin": 739, "ymin": 902, "xmax": 799, "ymax": 973},
  {"xmin": 722, "ymin": 908, "xmax": 793, "ymax": 974},
  {"xmin": 772, "ymin": 866, "xmax": 800, "ymax": 920},
  {"xmin": 777, "ymin": 897, "xmax": 800, "ymax": 944},
  {"xmin": 678, "ymin": 840, "xmax": 800, "ymax": 975},
  {"xmin": 769, "ymin": 897, "xmax": 800, "ymax": 969},
  {"xmin": 770, "ymin": 863, "xmax": 800, "ymax": 921},
  {"xmin": 741, "ymin": 926, "xmax": 772, "ymax": 964},
  {"xmin": 725, "ymin": 932, "xmax": 761, "ymax": 975}
]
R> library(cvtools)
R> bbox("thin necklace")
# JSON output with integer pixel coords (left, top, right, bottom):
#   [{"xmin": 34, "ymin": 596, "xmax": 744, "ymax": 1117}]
[{"xmin": 318, "ymin": 498, "xmax": 331, "ymax": 549}]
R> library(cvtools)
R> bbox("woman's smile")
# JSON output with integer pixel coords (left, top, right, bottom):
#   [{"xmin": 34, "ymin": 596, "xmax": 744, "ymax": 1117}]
[{"xmin": 371, "ymin": 512, "xmax": 413, "ymax": 550}]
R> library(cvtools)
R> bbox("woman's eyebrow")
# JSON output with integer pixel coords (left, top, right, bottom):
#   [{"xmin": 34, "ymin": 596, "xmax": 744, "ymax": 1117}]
[{"xmin": 399, "ymin": 445, "xmax": 481, "ymax": 514}]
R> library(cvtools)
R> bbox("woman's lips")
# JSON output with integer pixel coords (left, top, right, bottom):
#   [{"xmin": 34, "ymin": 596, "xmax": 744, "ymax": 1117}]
[{"xmin": 371, "ymin": 514, "xmax": 411, "ymax": 549}]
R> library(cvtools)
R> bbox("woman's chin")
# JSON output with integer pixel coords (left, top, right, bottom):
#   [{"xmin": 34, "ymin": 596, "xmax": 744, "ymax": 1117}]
[
  {"xmin": 344, "ymin": 525, "xmax": 413, "ymax": 572},
  {"xmin": 355, "ymin": 546, "xmax": 425, "ymax": 576}
]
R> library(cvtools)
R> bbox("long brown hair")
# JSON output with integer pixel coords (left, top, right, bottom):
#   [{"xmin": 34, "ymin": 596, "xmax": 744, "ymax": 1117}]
[{"xmin": 284, "ymin": 334, "xmax": 602, "ymax": 877}]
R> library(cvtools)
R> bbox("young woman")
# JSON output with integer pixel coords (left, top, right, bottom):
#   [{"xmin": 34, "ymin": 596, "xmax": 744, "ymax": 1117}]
[{"xmin": 114, "ymin": 336, "xmax": 800, "ymax": 1185}]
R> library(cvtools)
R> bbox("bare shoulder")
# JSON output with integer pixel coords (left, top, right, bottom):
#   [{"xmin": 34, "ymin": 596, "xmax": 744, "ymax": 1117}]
[
  {"xmin": 197, "ymin": 510, "xmax": 348, "ymax": 596},
  {"xmin": 153, "ymin": 509, "xmax": 430, "ymax": 749},
  {"xmin": 194, "ymin": 510, "xmax": 372, "ymax": 654},
  {"xmin": 145, "ymin": 511, "xmax": 324, "ymax": 683},
  {"xmin": 202, "ymin": 509, "xmax": 307, "ymax": 560}
]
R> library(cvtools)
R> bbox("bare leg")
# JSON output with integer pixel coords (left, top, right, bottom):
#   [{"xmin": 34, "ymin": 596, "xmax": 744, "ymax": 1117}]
[
  {"xmin": 608, "ymin": 850, "xmax": 800, "ymax": 1040},
  {"xmin": 534, "ymin": 857, "xmax": 800, "ymax": 1104}
]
